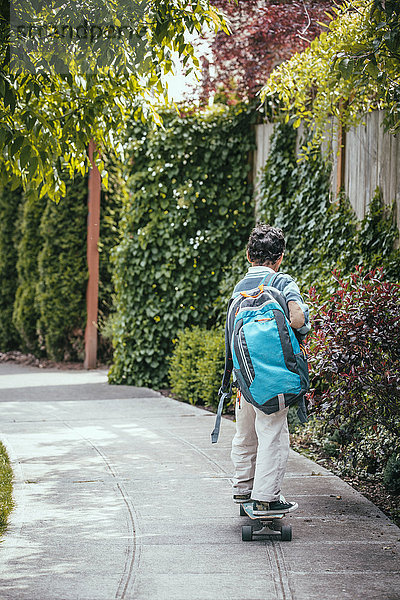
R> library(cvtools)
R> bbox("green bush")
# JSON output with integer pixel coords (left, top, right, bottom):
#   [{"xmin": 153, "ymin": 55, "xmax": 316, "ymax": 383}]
[
  {"xmin": 169, "ymin": 326, "xmax": 225, "ymax": 409},
  {"xmin": 98, "ymin": 155, "xmax": 125, "ymax": 361},
  {"xmin": 13, "ymin": 195, "xmax": 45, "ymax": 354},
  {"xmin": 0, "ymin": 441, "xmax": 14, "ymax": 533},
  {"xmin": 109, "ymin": 104, "xmax": 255, "ymax": 387},
  {"xmin": 341, "ymin": 425, "xmax": 399, "ymax": 478},
  {"xmin": 12, "ymin": 154, "xmax": 124, "ymax": 362},
  {"xmin": 36, "ymin": 177, "xmax": 88, "ymax": 361},
  {"xmin": 383, "ymin": 455, "xmax": 400, "ymax": 494},
  {"xmin": 292, "ymin": 416, "xmax": 399, "ymax": 480},
  {"xmin": 0, "ymin": 184, "xmax": 23, "ymax": 351}
]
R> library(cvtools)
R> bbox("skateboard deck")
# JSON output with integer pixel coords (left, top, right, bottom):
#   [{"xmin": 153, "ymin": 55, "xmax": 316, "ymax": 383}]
[{"xmin": 240, "ymin": 501, "xmax": 292, "ymax": 542}]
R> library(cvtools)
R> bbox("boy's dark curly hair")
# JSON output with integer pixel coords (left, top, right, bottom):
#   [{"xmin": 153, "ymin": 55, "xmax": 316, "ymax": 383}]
[{"xmin": 247, "ymin": 223, "xmax": 285, "ymax": 265}]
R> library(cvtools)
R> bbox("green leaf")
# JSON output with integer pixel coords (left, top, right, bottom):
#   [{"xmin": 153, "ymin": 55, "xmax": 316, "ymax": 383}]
[
  {"xmin": 20, "ymin": 145, "xmax": 32, "ymax": 169},
  {"xmin": 4, "ymin": 89, "xmax": 16, "ymax": 113},
  {"xmin": 337, "ymin": 58, "xmax": 353, "ymax": 79},
  {"xmin": 28, "ymin": 156, "xmax": 38, "ymax": 177},
  {"xmin": 365, "ymin": 60, "xmax": 380, "ymax": 79},
  {"xmin": 0, "ymin": 127, "xmax": 11, "ymax": 147},
  {"xmin": 11, "ymin": 136, "xmax": 25, "ymax": 156}
]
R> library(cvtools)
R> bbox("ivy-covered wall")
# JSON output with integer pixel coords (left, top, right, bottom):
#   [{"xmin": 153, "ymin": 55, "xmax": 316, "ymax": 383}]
[
  {"xmin": 109, "ymin": 105, "xmax": 256, "ymax": 388},
  {"xmin": 258, "ymin": 123, "xmax": 400, "ymax": 296}
]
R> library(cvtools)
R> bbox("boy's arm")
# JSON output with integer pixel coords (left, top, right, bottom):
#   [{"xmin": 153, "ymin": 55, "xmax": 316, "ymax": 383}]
[
  {"xmin": 288, "ymin": 301, "xmax": 307, "ymax": 328},
  {"xmin": 281, "ymin": 278, "xmax": 311, "ymax": 336}
]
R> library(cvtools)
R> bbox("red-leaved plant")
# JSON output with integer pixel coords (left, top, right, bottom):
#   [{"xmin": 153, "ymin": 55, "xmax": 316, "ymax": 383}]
[{"xmin": 307, "ymin": 267, "xmax": 400, "ymax": 437}]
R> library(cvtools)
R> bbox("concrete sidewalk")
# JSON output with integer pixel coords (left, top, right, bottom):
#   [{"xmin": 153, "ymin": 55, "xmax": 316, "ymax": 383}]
[{"xmin": 0, "ymin": 363, "xmax": 399, "ymax": 600}]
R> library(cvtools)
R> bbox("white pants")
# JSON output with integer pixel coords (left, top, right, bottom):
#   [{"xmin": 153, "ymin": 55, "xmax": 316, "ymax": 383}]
[{"xmin": 231, "ymin": 393, "xmax": 290, "ymax": 502}]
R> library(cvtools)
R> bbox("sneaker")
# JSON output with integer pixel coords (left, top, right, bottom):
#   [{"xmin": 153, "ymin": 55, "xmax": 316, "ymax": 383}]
[
  {"xmin": 233, "ymin": 493, "xmax": 252, "ymax": 504},
  {"xmin": 252, "ymin": 498, "xmax": 298, "ymax": 516}
]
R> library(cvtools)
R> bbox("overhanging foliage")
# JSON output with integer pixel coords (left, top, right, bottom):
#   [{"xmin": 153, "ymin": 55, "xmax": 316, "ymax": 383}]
[
  {"xmin": 261, "ymin": 0, "xmax": 400, "ymax": 153},
  {"xmin": 201, "ymin": 0, "xmax": 332, "ymax": 102},
  {"xmin": 0, "ymin": 1, "xmax": 228, "ymax": 200}
]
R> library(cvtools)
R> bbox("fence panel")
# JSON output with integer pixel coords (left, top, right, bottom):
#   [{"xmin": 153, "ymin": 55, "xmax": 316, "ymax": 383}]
[
  {"xmin": 253, "ymin": 122, "xmax": 275, "ymax": 214},
  {"xmin": 343, "ymin": 111, "xmax": 399, "ymax": 227},
  {"xmin": 253, "ymin": 112, "xmax": 400, "ymax": 231}
]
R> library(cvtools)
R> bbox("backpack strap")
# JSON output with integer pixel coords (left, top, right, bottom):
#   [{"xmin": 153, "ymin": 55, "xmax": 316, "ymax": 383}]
[
  {"xmin": 220, "ymin": 297, "xmax": 234, "ymax": 392},
  {"xmin": 259, "ymin": 270, "xmax": 277, "ymax": 287},
  {"xmin": 211, "ymin": 384, "xmax": 232, "ymax": 444},
  {"xmin": 211, "ymin": 296, "xmax": 237, "ymax": 444}
]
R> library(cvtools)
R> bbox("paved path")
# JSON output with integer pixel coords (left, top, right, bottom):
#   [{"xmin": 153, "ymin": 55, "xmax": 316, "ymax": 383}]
[{"xmin": 0, "ymin": 363, "xmax": 399, "ymax": 600}]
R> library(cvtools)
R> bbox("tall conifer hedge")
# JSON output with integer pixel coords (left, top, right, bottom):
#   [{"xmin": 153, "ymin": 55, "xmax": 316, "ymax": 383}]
[
  {"xmin": 36, "ymin": 177, "xmax": 88, "ymax": 361},
  {"xmin": 0, "ymin": 184, "xmax": 23, "ymax": 351},
  {"xmin": 13, "ymin": 195, "xmax": 45, "ymax": 354},
  {"xmin": 4, "ymin": 155, "xmax": 124, "ymax": 360}
]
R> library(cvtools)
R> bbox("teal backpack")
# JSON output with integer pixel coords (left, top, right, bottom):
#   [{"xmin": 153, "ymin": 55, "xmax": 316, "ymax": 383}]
[{"xmin": 211, "ymin": 272, "xmax": 309, "ymax": 443}]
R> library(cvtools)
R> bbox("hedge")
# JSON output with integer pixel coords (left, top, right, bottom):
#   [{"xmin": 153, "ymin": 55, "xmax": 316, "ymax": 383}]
[
  {"xmin": 0, "ymin": 184, "xmax": 23, "ymax": 351},
  {"xmin": 6, "ymin": 155, "xmax": 124, "ymax": 361},
  {"xmin": 13, "ymin": 194, "xmax": 45, "ymax": 354},
  {"xmin": 169, "ymin": 326, "xmax": 225, "ymax": 409},
  {"xmin": 109, "ymin": 104, "xmax": 256, "ymax": 388},
  {"xmin": 36, "ymin": 177, "xmax": 89, "ymax": 361}
]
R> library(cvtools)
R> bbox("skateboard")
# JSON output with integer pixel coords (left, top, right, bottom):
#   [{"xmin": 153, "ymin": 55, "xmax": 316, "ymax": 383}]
[{"xmin": 240, "ymin": 501, "xmax": 292, "ymax": 542}]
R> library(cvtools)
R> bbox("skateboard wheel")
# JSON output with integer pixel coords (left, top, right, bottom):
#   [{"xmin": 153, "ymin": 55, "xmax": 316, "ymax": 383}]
[
  {"xmin": 271, "ymin": 519, "xmax": 282, "ymax": 531},
  {"xmin": 239, "ymin": 504, "xmax": 247, "ymax": 517},
  {"xmin": 242, "ymin": 525, "xmax": 253, "ymax": 542},
  {"xmin": 280, "ymin": 525, "xmax": 292, "ymax": 541}
]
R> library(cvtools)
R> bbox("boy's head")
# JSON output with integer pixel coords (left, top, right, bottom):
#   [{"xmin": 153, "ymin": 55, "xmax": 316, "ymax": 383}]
[{"xmin": 246, "ymin": 223, "xmax": 285, "ymax": 267}]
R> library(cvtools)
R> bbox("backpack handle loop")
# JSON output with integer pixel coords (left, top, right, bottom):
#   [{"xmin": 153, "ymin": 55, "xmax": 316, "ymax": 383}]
[
  {"xmin": 240, "ymin": 284, "xmax": 264, "ymax": 298},
  {"xmin": 239, "ymin": 272, "xmax": 277, "ymax": 298}
]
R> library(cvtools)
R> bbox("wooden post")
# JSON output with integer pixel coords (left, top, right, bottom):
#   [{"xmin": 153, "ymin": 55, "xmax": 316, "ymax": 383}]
[
  {"xmin": 336, "ymin": 101, "xmax": 347, "ymax": 196},
  {"xmin": 84, "ymin": 140, "xmax": 101, "ymax": 369}
]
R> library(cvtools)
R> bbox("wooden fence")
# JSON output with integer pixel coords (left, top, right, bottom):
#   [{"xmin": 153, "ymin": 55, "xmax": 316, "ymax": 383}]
[{"xmin": 253, "ymin": 111, "xmax": 400, "ymax": 233}]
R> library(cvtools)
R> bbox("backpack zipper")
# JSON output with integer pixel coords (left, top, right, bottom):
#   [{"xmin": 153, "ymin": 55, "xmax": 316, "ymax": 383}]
[{"xmin": 238, "ymin": 328, "xmax": 253, "ymax": 385}]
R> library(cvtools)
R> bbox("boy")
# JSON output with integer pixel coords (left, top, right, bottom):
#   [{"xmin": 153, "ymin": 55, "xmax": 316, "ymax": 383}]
[{"xmin": 230, "ymin": 223, "xmax": 310, "ymax": 515}]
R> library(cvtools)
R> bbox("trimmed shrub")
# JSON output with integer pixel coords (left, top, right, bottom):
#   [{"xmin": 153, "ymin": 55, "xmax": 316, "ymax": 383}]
[
  {"xmin": 13, "ymin": 195, "xmax": 45, "ymax": 354},
  {"xmin": 37, "ymin": 177, "xmax": 88, "ymax": 361},
  {"xmin": 12, "ymin": 153, "xmax": 124, "ymax": 362},
  {"xmin": 169, "ymin": 326, "xmax": 225, "ymax": 409},
  {"xmin": 0, "ymin": 184, "xmax": 23, "ymax": 351}
]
